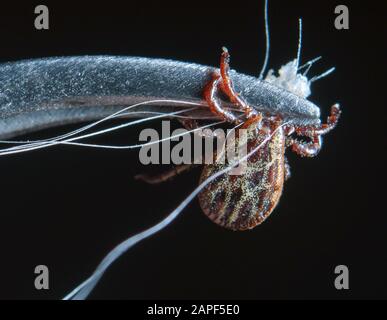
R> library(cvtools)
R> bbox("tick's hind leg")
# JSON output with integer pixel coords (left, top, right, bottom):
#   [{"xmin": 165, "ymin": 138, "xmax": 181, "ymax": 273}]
[
  {"xmin": 135, "ymin": 164, "xmax": 193, "ymax": 184},
  {"xmin": 178, "ymin": 118, "xmax": 221, "ymax": 138}
]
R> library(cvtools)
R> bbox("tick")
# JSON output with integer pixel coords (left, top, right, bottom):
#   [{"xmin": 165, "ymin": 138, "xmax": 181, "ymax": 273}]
[
  {"xmin": 136, "ymin": 47, "xmax": 341, "ymax": 230},
  {"xmin": 197, "ymin": 48, "xmax": 340, "ymax": 230}
]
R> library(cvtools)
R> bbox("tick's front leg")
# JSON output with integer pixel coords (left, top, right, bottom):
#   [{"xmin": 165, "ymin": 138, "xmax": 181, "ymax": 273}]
[
  {"xmin": 295, "ymin": 104, "xmax": 341, "ymax": 137},
  {"xmin": 219, "ymin": 47, "xmax": 256, "ymax": 118},
  {"xmin": 203, "ymin": 47, "xmax": 263, "ymax": 125},
  {"xmin": 203, "ymin": 74, "xmax": 240, "ymax": 124},
  {"xmin": 287, "ymin": 134, "xmax": 322, "ymax": 157},
  {"xmin": 287, "ymin": 104, "xmax": 341, "ymax": 157},
  {"xmin": 219, "ymin": 48, "xmax": 263, "ymax": 123}
]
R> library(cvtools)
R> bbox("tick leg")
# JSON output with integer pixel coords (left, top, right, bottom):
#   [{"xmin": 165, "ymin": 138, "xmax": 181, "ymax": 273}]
[
  {"xmin": 288, "ymin": 104, "xmax": 341, "ymax": 157},
  {"xmin": 179, "ymin": 118, "xmax": 199, "ymax": 131},
  {"xmin": 295, "ymin": 104, "xmax": 341, "ymax": 137},
  {"xmin": 219, "ymin": 47, "xmax": 262, "ymax": 120},
  {"xmin": 219, "ymin": 48, "xmax": 253, "ymax": 115},
  {"xmin": 204, "ymin": 47, "xmax": 263, "ymax": 126},
  {"xmin": 241, "ymin": 113, "xmax": 263, "ymax": 129},
  {"xmin": 287, "ymin": 134, "xmax": 322, "ymax": 157},
  {"xmin": 178, "ymin": 118, "xmax": 219, "ymax": 138},
  {"xmin": 203, "ymin": 74, "xmax": 240, "ymax": 124},
  {"xmin": 135, "ymin": 164, "xmax": 193, "ymax": 184}
]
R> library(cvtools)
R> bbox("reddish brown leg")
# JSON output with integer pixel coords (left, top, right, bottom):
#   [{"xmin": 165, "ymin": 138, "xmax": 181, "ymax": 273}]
[
  {"xmin": 135, "ymin": 164, "xmax": 193, "ymax": 184},
  {"xmin": 295, "ymin": 104, "xmax": 341, "ymax": 136},
  {"xmin": 288, "ymin": 134, "xmax": 322, "ymax": 157},
  {"xmin": 287, "ymin": 104, "xmax": 341, "ymax": 157},
  {"xmin": 179, "ymin": 118, "xmax": 200, "ymax": 132},
  {"xmin": 219, "ymin": 47, "xmax": 256, "ymax": 119},
  {"xmin": 178, "ymin": 118, "xmax": 220, "ymax": 138},
  {"xmin": 203, "ymin": 47, "xmax": 262, "ymax": 126},
  {"xmin": 203, "ymin": 74, "xmax": 240, "ymax": 124},
  {"xmin": 241, "ymin": 113, "xmax": 263, "ymax": 129}
]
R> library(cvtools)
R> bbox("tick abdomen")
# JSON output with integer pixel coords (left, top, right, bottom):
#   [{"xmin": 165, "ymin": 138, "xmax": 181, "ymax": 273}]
[{"xmin": 198, "ymin": 126, "xmax": 286, "ymax": 230}]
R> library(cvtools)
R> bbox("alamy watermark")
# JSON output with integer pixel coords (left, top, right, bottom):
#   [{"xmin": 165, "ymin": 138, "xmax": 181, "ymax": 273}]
[
  {"xmin": 138, "ymin": 121, "xmax": 250, "ymax": 175},
  {"xmin": 34, "ymin": 265, "xmax": 49, "ymax": 290},
  {"xmin": 334, "ymin": 265, "xmax": 349, "ymax": 290},
  {"xmin": 34, "ymin": 5, "xmax": 49, "ymax": 30},
  {"xmin": 334, "ymin": 5, "xmax": 349, "ymax": 30}
]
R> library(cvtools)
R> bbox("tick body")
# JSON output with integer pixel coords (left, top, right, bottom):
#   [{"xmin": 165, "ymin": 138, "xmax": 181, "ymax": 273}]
[
  {"xmin": 198, "ymin": 120, "xmax": 287, "ymax": 230},
  {"xmin": 197, "ymin": 48, "xmax": 341, "ymax": 230},
  {"xmin": 135, "ymin": 47, "xmax": 341, "ymax": 230},
  {"xmin": 137, "ymin": 47, "xmax": 341, "ymax": 230}
]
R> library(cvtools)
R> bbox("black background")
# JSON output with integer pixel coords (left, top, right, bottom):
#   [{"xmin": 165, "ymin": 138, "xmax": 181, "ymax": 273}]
[{"xmin": 0, "ymin": 0, "xmax": 385, "ymax": 300}]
